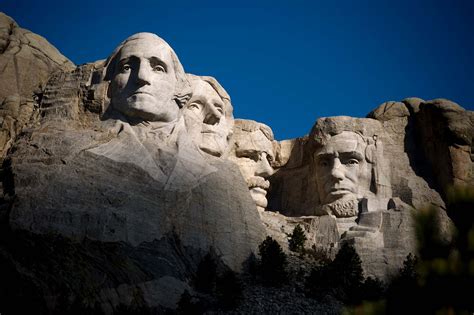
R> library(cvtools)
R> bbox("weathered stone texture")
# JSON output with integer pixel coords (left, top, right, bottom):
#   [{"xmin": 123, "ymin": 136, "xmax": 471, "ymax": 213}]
[
  {"xmin": 0, "ymin": 13, "xmax": 472, "ymax": 313},
  {"xmin": 267, "ymin": 99, "xmax": 472, "ymax": 279},
  {"xmin": 416, "ymin": 99, "xmax": 473, "ymax": 190},
  {"xmin": 0, "ymin": 12, "xmax": 74, "ymax": 159}
]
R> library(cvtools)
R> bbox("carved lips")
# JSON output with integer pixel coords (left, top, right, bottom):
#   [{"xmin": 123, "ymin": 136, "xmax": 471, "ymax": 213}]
[
  {"xmin": 130, "ymin": 90, "xmax": 155, "ymax": 97},
  {"xmin": 247, "ymin": 176, "xmax": 270, "ymax": 190}
]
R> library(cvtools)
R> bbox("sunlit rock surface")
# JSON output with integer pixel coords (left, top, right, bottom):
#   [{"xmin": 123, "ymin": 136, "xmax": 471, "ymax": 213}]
[{"xmin": 0, "ymin": 12, "xmax": 472, "ymax": 313}]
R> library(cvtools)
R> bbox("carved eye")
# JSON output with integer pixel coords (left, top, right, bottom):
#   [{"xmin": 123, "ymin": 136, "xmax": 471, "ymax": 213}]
[
  {"xmin": 237, "ymin": 152, "xmax": 259, "ymax": 162},
  {"xmin": 214, "ymin": 104, "xmax": 224, "ymax": 115},
  {"xmin": 187, "ymin": 102, "xmax": 202, "ymax": 112},
  {"xmin": 266, "ymin": 153, "xmax": 274, "ymax": 164},
  {"xmin": 345, "ymin": 159, "xmax": 359, "ymax": 166},
  {"xmin": 245, "ymin": 152, "xmax": 259, "ymax": 162},
  {"xmin": 120, "ymin": 64, "xmax": 131, "ymax": 72},
  {"xmin": 319, "ymin": 159, "xmax": 329, "ymax": 167},
  {"xmin": 153, "ymin": 64, "xmax": 166, "ymax": 72}
]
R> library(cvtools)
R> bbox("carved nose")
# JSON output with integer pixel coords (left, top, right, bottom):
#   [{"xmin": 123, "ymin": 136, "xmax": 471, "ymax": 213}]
[
  {"xmin": 136, "ymin": 64, "xmax": 151, "ymax": 86},
  {"xmin": 330, "ymin": 158, "xmax": 344, "ymax": 181},
  {"xmin": 255, "ymin": 153, "xmax": 274, "ymax": 177},
  {"xmin": 203, "ymin": 105, "xmax": 222, "ymax": 125}
]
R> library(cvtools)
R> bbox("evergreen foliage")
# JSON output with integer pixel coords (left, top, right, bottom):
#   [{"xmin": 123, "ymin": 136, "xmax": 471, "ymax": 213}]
[
  {"xmin": 216, "ymin": 269, "xmax": 243, "ymax": 309},
  {"xmin": 184, "ymin": 249, "xmax": 243, "ymax": 313},
  {"xmin": 305, "ymin": 242, "xmax": 367, "ymax": 304},
  {"xmin": 411, "ymin": 187, "xmax": 474, "ymax": 313},
  {"xmin": 246, "ymin": 252, "xmax": 258, "ymax": 279},
  {"xmin": 195, "ymin": 252, "xmax": 217, "ymax": 294},
  {"xmin": 331, "ymin": 242, "xmax": 364, "ymax": 293},
  {"xmin": 399, "ymin": 253, "xmax": 417, "ymax": 280},
  {"xmin": 288, "ymin": 224, "xmax": 307, "ymax": 254},
  {"xmin": 385, "ymin": 253, "xmax": 420, "ymax": 314},
  {"xmin": 360, "ymin": 277, "xmax": 385, "ymax": 302},
  {"xmin": 305, "ymin": 261, "xmax": 334, "ymax": 298},
  {"xmin": 258, "ymin": 236, "xmax": 288, "ymax": 286},
  {"xmin": 177, "ymin": 290, "xmax": 203, "ymax": 315}
]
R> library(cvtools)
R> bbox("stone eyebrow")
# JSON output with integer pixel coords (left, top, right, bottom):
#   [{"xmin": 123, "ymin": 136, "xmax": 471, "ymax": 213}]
[
  {"xmin": 314, "ymin": 152, "xmax": 335, "ymax": 159},
  {"xmin": 118, "ymin": 55, "xmax": 138, "ymax": 65},
  {"xmin": 189, "ymin": 97, "xmax": 205, "ymax": 104},
  {"xmin": 339, "ymin": 151, "xmax": 364, "ymax": 160},
  {"xmin": 149, "ymin": 56, "xmax": 168, "ymax": 72}
]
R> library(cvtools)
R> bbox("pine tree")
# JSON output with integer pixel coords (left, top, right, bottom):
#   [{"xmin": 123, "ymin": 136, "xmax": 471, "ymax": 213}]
[
  {"xmin": 332, "ymin": 242, "xmax": 364, "ymax": 291},
  {"xmin": 195, "ymin": 252, "xmax": 217, "ymax": 294},
  {"xmin": 399, "ymin": 253, "xmax": 417, "ymax": 280},
  {"xmin": 305, "ymin": 242, "xmax": 364, "ymax": 303},
  {"xmin": 177, "ymin": 290, "xmax": 197, "ymax": 315},
  {"xmin": 258, "ymin": 236, "xmax": 288, "ymax": 286},
  {"xmin": 288, "ymin": 224, "xmax": 307, "ymax": 254},
  {"xmin": 216, "ymin": 269, "xmax": 242, "ymax": 309},
  {"xmin": 386, "ymin": 253, "xmax": 420, "ymax": 314},
  {"xmin": 360, "ymin": 276, "xmax": 385, "ymax": 301}
]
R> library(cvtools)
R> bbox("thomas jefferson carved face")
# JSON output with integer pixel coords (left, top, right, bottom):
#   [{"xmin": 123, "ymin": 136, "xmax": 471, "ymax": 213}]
[
  {"xmin": 184, "ymin": 77, "xmax": 233, "ymax": 156},
  {"xmin": 314, "ymin": 131, "xmax": 371, "ymax": 208},
  {"xmin": 108, "ymin": 34, "xmax": 179, "ymax": 122},
  {"xmin": 229, "ymin": 121, "xmax": 275, "ymax": 210}
]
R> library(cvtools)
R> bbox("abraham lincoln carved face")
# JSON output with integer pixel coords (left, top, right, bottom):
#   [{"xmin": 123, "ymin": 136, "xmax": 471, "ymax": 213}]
[{"xmin": 313, "ymin": 131, "xmax": 372, "ymax": 217}]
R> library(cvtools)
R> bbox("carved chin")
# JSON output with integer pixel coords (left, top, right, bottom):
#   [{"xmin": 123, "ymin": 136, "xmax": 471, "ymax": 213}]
[
  {"xmin": 200, "ymin": 134, "xmax": 227, "ymax": 157},
  {"xmin": 114, "ymin": 97, "xmax": 177, "ymax": 122},
  {"xmin": 250, "ymin": 187, "xmax": 268, "ymax": 209}
]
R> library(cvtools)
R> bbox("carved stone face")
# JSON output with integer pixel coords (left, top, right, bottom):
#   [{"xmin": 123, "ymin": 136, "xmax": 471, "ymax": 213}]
[
  {"xmin": 230, "ymin": 127, "xmax": 275, "ymax": 210},
  {"xmin": 184, "ymin": 79, "xmax": 232, "ymax": 156},
  {"xmin": 314, "ymin": 131, "xmax": 371, "ymax": 206},
  {"xmin": 108, "ymin": 36, "xmax": 178, "ymax": 122}
]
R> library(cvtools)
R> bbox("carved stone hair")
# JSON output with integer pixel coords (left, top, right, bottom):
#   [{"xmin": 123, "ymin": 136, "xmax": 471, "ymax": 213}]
[
  {"xmin": 233, "ymin": 119, "xmax": 274, "ymax": 141},
  {"xmin": 103, "ymin": 32, "xmax": 191, "ymax": 107}
]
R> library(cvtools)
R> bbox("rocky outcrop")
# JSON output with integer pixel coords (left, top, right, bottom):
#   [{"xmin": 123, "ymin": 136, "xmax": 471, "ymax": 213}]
[
  {"xmin": 0, "ymin": 12, "xmax": 74, "ymax": 160},
  {"xmin": 0, "ymin": 25, "xmax": 264, "ymax": 313},
  {"xmin": 416, "ymin": 99, "xmax": 473, "ymax": 191},
  {"xmin": 0, "ymin": 13, "xmax": 472, "ymax": 313},
  {"xmin": 267, "ymin": 99, "xmax": 472, "ymax": 279}
]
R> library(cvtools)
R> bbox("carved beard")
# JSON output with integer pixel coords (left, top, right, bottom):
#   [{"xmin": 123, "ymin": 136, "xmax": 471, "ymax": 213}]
[{"xmin": 321, "ymin": 197, "xmax": 359, "ymax": 218}]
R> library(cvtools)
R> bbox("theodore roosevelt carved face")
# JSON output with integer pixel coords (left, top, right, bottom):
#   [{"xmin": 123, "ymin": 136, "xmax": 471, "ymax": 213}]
[
  {"xmin": 229, "ymin": 120, "xmax": 275, "ymax": 211},
  {"xmin": 105, "ymin": 33, "xmax": 189, "ymax": 123},
  {"xmin": 184, "ymin": 75, "xmax": 234, "ymax": 157}
]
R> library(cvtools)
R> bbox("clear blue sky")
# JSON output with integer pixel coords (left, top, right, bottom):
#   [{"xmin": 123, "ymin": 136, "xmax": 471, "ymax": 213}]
[{"xmin": 2, "ymin": 0, "xmax": 473, "ymax": 140}]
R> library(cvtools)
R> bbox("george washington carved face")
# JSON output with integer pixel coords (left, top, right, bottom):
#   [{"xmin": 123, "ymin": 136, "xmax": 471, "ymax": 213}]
[{"xmin": 105, "ymin": 33, "xmax": 189, "ymax": 123}]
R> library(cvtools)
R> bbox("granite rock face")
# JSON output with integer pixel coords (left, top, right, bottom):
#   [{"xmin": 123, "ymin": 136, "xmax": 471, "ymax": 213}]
[
  {"xmin": 0, "ymin": 13, "xmax": 472, "ymax": 313},
  {"xmin": 268, "ymin": 100, "xmax": 472, "ymax": 279},
  {"xmin": 0, "ymin": 29, "xmax": 264, "ymax": 313},
  {"xmin": 0, "ymin": 12, "xmax": 74, "ymax": 160}
]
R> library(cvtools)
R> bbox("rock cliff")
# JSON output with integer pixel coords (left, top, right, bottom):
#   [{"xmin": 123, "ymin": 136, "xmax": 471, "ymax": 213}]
[{"xmin": 0, "ymin": 12, "xmax": 472, "ymax": 313}]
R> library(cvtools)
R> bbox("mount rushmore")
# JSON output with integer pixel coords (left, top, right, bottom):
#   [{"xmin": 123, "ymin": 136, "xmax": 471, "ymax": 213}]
[{"xmin": 0, "ymin": 12, "xmax": 472, "ymax": 312}]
